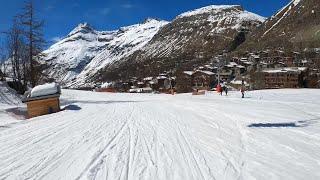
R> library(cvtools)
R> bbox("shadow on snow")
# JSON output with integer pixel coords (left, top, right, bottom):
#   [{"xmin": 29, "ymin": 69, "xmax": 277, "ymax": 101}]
[{"xmin": 248, "ymin": 118, "xmax": 320, "ymax": 128}]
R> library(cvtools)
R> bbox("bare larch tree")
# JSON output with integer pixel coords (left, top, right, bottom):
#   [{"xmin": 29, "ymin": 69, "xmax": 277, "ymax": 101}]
[{"xmin": 20, "ymin": 0, "xmax": 45, "ymax": 87}]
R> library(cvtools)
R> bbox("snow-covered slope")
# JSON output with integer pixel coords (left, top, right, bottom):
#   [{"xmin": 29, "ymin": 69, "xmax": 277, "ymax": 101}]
[
  {"xmin": 70, "ymin": 19, "xmax": 168, "ymax": 88},
  {"xmin": 43, "ymin": 5, "xmax": 264, "ymax": 87},
  {"xmin": 0, "ymin": 81, "xmax": 21, "ymax": 106},
  {"xmin": 101, "ymin": 5, "xmax": 265, "ymax": 81},
  {"xmin": 0, "ymin": 89, "xmax": 320, "ymax": 179},
  {"xmin": 43, "ymin": 19, "xmax": 168, "ymax": 88},
  {"xmin": 240, "ymin": 0, "xmax": 320, "ymax": 50},
  {"xmin": 140, "ymin": 5, "xmax": 265, "ymax": 58},
  {"xmin": 178, "ymin": 5, "xmax": 265, "ymax": 25},
  {"xmin": 43, "ymin": 23, "xmax": 116, "ymax": 83},
  {"xmin": 0, "ymin": 81, "xmax": 23, "ymax": 126}
]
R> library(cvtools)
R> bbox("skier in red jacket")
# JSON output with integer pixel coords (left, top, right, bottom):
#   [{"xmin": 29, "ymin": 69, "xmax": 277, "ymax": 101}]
[{"xmin": 217, "ymin": 84, "xmax": 222, "ymax": 95}]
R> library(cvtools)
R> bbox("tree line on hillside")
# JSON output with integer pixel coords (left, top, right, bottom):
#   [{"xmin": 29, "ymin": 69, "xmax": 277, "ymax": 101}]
[{"xmin": 0, "ymin": 0, "xmax": 45, "ymax": 93}]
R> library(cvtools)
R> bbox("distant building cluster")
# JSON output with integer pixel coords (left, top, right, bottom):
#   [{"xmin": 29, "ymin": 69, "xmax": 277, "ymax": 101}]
[{"xmin": 95, "ymin": 49, "xmax": 320, "ymax": 93}]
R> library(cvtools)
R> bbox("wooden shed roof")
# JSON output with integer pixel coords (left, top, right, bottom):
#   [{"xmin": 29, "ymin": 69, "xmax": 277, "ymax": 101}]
[{"xmin": 22, "ymin": 93, "xmax": 61, "ymax": 103}]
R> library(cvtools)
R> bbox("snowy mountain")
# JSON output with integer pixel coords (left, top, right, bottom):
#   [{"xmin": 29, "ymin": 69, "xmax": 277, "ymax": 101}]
[
  {"xmin": 43, "ymin": 5, "xmax": 264, "ymax": 87},
  {"xmin": 99, "ymin": 5, "xmax": 265, "ymax": 82},
  {"xmin": 43, "ymin": 23, "xmax": 116, "ymax": 84},
  {"xmin": 43, "ymin": 19, "xmax": 168, "ymax": 88},
  {"xmin": 239, "ymin": 0, "xmax": 320, "ymax": 51},
  {"xmin": 140, "ymin": 5, "xmax": 265, "ymax": 58}
]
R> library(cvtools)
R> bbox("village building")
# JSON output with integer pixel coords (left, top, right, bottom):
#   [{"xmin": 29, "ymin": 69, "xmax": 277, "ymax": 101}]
[
  {"xmin": 192, "ymin": 70, "xmax": 215, "ymax": 90},
  {"xmin": 249, "ymin": 54, "xmax": 260, "ymax": 64},
  {"xmin": 219, "ymin": 69, "xmax": 233, "ymax": 83},
  {"xmin": 96, "ymin": 82, "xmax": 117, "ymax": 92},
  {"xmin": 230, "ymin": 79, "xmax": 250, "ymax": 90},
  {"xmin": 143, "ymin": 77, "xmax": 153, "ymax": 85},
  {"xmin": 22, "ymin": 83, "xmax": 61, "ymax": 118},
  {"xmin": 175, "ymin": 71, "xmax": 193, "ymax": 93},
  {"xmin": 137, "ymin": 81, "xmax": 145, "ymax": 88},
  {"xmin": 262, "ymin": 67, "xmax": 308, "ymax": 89},
  {"xmin": 156, "ymin": 75, "xmax": 167, "ymax": 86}
]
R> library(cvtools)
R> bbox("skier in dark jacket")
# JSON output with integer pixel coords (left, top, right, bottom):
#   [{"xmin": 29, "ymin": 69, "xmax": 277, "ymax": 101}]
[
  {"xmin": 220, "ymin": 83, "xmax": 225, "ymax": 96},
  {"xmin": 240, "ymin": 80, "xmax": 245, "ymax": 98}
]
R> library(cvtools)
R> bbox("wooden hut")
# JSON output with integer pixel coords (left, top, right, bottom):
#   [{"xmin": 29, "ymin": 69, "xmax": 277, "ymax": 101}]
[{"xmin": 22, "ymin": 83, "xmax": 61, "ymax": 118}]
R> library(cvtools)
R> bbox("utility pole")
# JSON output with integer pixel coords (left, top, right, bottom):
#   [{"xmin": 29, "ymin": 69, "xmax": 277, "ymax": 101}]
[{"xmin": 217, "ymin": 56, "xmax": 222, "ymax": 85}]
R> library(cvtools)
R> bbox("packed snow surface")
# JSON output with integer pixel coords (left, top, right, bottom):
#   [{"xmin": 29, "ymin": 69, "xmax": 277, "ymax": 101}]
[
  {"xmin": 0, "ymin": 88, "xmax": 320, "ymax": 180},
  {"xmin": 30, "ymin": 83, "xmax": 60, "ymax": 98}
]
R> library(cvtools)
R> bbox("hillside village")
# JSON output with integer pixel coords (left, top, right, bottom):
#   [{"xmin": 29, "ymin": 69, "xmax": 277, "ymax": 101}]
[{"xmin": 92, "ymin": 49, "xmax": 320, "ymax": 94}]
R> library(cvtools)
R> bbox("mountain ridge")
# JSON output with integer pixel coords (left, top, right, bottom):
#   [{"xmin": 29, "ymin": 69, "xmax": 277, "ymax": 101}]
[{"xmin": 43, "ymin": 4, "xmax": 265, "ymax": 88}]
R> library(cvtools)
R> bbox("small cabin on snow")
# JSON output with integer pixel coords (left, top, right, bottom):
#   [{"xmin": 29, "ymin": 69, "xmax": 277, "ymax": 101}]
[{"xmin": 22, "ymin": 83, "xmax": 61, "ymax": 118}]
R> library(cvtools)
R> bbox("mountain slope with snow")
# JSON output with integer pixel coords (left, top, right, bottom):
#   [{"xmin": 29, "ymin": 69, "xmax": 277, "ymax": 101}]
[
  {"xmin": 70, "ymin": 19, "xmax": 168, "ymax": 88},
  {"xmin": 99, "ymin": 5, "xmax": 265, "ymax": 82},
  {"xmin": 43, "ymin": 19, "xmax": 168, "ymax": 88},
  {"xmin": 0, "ymin": 89, "xmax": 320, "ymax": 179},
  {"xmin": 239, "ymin": 0, "xmax": 320, "ymax": 51},
  {"xmin": 42, "ymin": 5, "xmax": 264, "ymax": 87},
  {"xmin": 43, "ymin": 23, "xmax": 116, "ymax": 83}
]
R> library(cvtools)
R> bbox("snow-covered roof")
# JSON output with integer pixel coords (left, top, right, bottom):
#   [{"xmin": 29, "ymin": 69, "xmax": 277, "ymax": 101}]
[
  {"xmin": 204, "ymin": 65, "xmax": 214, "ymax": 69},
  {"xmin": 157, "ymin": 76, "xmax": 167, "ymax": 80},
  {"xmin": 251, "ymin": 55, "xmax": 260, "ymax": 59},
  {"xmin": 101, "ymin": 82, "xmax": 112, "ymax": 88},
  {"xmin": 243, "ymin": 61, "xmax": 253, "ymax": 65},
  {"xmin": 183, "ymin": 71, "xmax": 194, "ymax": 76},
  {"xmin": 143, "ymin": 77, "xmax": 153, "ymax": 81},
  {"xmin": 30, "ymin": 83, "xmax": 61, "ymax": 98},
  {"xmin": 184, "ymin": 70, "xmax": 215, "ymax": 76},
  {"xmin": 229, "ymin": 62, "xmax": 238, "ymax": 66},
  {"xmin": 263, "ymin": 67, "xmax": 307, "ymax": 73},
  {"xmin": 198, "ymin": 70, "xmax": 215, "ymax": 76},
  {"xmin": 129, "ymin": 87, "xmax": 153, "ymax": 93},
  {"xmin": 237, "ymin": 65, "xmax": 245, "ymax": 68},
  {"xmin": 231, "ymin": 80, "xmax": 248, "ymax": 85}
]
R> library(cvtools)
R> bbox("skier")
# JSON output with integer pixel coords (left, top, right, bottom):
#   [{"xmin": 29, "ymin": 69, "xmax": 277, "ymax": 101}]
[
  {"xmin": 217, "ymin": 83, "xmax": 222, "ymax": 95},
  {"xmin": 225, "ymin": 84, "xmax": 228, "ymax": 96},
  {"xmin": 220, "ymin": 83, "xmax": 224, "ymax": 96},
  {"xmin": 240, "ymin": 80, "xmax": 245, "ymax": 98}
]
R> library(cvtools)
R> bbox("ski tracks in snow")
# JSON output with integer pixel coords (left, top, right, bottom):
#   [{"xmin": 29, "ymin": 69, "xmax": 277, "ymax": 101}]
[{"xmin": 1, "ymin": 90, "xmax": 320, "ymax": 180}]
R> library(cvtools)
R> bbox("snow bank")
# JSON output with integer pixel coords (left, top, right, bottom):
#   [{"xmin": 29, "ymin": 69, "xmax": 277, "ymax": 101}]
[
  {"xmin": 30, "ymin": 83, "xmax": 60, "ymax": 98},
  {"xmin": 0, "ymin": 81, "xmax": 21, "ymax": 105}
]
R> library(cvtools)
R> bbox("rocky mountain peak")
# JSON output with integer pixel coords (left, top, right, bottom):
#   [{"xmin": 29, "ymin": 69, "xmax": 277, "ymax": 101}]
[
  {"xmin": 143, "ymin": 18, "xmax": 162, "ymax": 24},
  {"xmin": 68, "ymin": 22, "xmax": 96, "ymax": 37},
  {"xmin": 176, "ymin": 5, "xmax": 244, "ymax": 19}
]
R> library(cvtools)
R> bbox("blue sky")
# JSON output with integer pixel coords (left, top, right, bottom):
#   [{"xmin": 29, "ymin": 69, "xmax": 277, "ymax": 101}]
[{"xmin": 0, "ymin": 0, "xmax": 290, "ymax": 46}]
